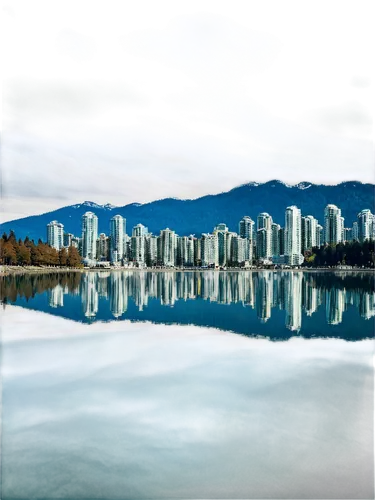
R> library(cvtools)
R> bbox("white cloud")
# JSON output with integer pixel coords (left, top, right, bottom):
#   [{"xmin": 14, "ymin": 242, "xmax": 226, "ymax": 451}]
[
  {"xmin": 1, "ymin": 120, "xmax": 374, "ymax": 222},
  {"xmin": 121, "ymin": 12, "xmax": 282, "ymax": 94},
  {"xmin": 56, "ymin": 28, "xmax": 95, "ymax": 62}
]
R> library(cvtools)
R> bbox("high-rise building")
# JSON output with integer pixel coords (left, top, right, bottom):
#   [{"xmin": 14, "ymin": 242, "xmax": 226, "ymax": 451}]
[
  {"xmin": 324, "ymin": 204, "xmax": 343, "ymax": 245},
  {"xmin": 352, "ymin": 221, "xmax": 359, "ymax": 242},
  {"xmin": 82, "ymin": 212, "xmax": 98, "ymax": 260},
  {"xmin": 47, "ymin": 220, "xmax": 64, "ymax": 250},
  {"xmin": 132, "ymin": 223, "xmax": 148, "ymax": 237},
  {"xmin": 316, "ymin": 224, "xmax": 323, "ymax": 248},
  {"xmin": 239, "ymin": 216, "xmax": 254, "ymax": 239},
  {"xmin": 357, "ymin": 209, "xmax": 374, "ymax": 242},
  {"xmin": 257, "ymin": 213, "xmax": 273, "ymax": 259},
  {"xmin": 201, "ymin": 233, "xmax": 218, "ymax": 267},
  {"xmin": 231, "ymin": 236, "xmax": 247, "ymax": 265},
  {"xmin": 343, "ymin": 227, "xmax": 353, "ymax": 242},
  {"xmin": 214, "ymin": 223, "xmax": 229, "ymax": 266},
  {"xmin": 239, "ymin": 216, "xmax": 254, "ymax": 261},
  {"xmin": 159, "ymin": 228, "xmax": 176, "ymax": 266},
  {"xmin": 145, "ymin": 235, "xmax": 158, "ymax": 267},
  {"xmin": 256, "ymin": 227, "xmax": 271, "ymax": 259},
  {"xmin": 131, "ymin": 235, "xmax": 146, "ymax": 266},
  {"xmin": 97, "ymin": 233, "xmax": 110, "ymax": 261},
  {"xmin": 284, "ymin": 206, "xmax": 303, "ymax": 266},
  {"xmin": 279, "ymin": 227, "xmax": 285, "ymax": 255},
  {"xmin": 110, "ymin": 215, "xmax": 125, "ymax": 263},
  {"xmin": 301, "ymin": 215, "xmax": 318, "ymax": 252},
  {"xmin": 271, "ymin": 223, "xmax": 281, "ymax": 256},
  {"xmin": 194, "ymin": 237, "xmax": 201, "ymax": 266},
  {"xmin": 63, "ymin": 232, "xmax": 73, "ymax": 248}
]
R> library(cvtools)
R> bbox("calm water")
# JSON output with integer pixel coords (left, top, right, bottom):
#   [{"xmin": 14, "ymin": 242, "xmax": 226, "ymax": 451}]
[{"xmin": 1, "ymin": 271, "xmax": 374, "ymax": 499}]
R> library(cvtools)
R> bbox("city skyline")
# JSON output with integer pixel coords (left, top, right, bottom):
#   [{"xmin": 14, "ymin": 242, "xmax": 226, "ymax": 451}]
[{"xmin": 46, "ymin": 202, "xmax": 375, "ymax": 268}]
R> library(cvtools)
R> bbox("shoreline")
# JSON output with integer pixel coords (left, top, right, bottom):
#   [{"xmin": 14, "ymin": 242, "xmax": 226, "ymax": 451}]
[{"xmin": 1, "ymin": 265, "xmax": 374, "ymax": 276}]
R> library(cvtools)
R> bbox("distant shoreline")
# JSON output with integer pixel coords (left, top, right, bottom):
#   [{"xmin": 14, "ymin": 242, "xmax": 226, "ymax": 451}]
[{"xmin": 1, "ymin": 265, "xmax": 374, "ymax": 276}]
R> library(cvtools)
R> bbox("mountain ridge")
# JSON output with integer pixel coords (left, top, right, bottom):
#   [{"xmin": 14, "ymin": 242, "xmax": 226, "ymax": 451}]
[{"xmin": 2, "ymin": 180, "xmax": 374, "ymax": 241}]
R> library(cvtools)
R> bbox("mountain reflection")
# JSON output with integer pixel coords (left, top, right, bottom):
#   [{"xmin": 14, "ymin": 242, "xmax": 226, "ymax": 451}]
[{"xmin": 1, "ymin": 271, "xmax": 374, "ymax": 340}]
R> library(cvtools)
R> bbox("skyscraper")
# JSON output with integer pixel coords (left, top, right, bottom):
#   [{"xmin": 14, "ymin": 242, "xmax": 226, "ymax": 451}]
[
  {"xmin": 271, "ymin": 223, "xmax": 281, "ymax": 256},
  {"xmin": 47, "ymin": 220, "xmax": 64, "ymax": 250},
  {"xmin": 257, "ymin": 213, "xmax": 273, "ymax": 259},
  {"xmin": 324, "ymin": 204, "xmax": 343, "ymax": 245},
  {"xmin": 301, "ymin": 215, "xmax": 318, "ymax": 252},
  {"xmin": 239, "ymin": 216, "xmax": 254, "ymax": 261},
  {"xmin": 316, "ymin": 224, "xmax": 323, "ymax": 247},
  {"xmin": 159, "ymin": 228, "xmax": 177, "ymax": 266},
  {"xmin": 284, "ymin": 206, "xmax": 303, "ymax": 265},
  {"xmin": 214, "ymin": 223, "xmax": 229, "ymax": 266},
  {"xmin": 352, "ymin": 221, "xmax": 359, "ymax": 242},
  {"xmin": 201, "ymin": 233, "xmax": 218, "ymax": 267},
  {"xmin": 132, "ymin": 223, "xmax": 148, "ymax": 237},
  {"xmin": 97, "ymin": 233, "xmax": 110, "ymax": 261},
  {"xmin": 239, "ymin": 216, "xmax": 254, "ymax": 239},
  {"xmin": 110, "ymin": 214, "xmax": 125, "ymax": 263},
  {"xmin": 357, "ymin": 209, "xmax": 374, "ymax": 242},
  {"xmin": 82, "ymin": 212, "xmax": 98, "ymax": 260}
]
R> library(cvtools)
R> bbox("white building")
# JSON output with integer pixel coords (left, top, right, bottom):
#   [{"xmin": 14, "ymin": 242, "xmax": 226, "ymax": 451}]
[
  {"xmin": 324, "ymin": 204, "xmax": 343, "ymax": 245},
  {"xmin": 131, "ymin": 235, "xmax": 146, "ymax": 266},
  {"xmin": 301, "ymin": 215, "xmax": 318, "ymax": 252},
  {"xmin": 110, "ymin": 214, "xmax": 125, "ymax": 263},
  {"xmin": 284, "ymin": 206, "xmax": 304, "ymax": 266},
  {"xmin": 132, "ymin": 223, "xmax": 148, "ymax": 237},
  {"xmin": 47, "ymin": 220, "xmax": 64, "ymax": 250},
  {"xmin": 159, "ymin": 228, "xmax": 177, "ymax": 267},
  {"xmin": 201, "ymin": 233, "xmax": 219, "ymax": 267},
  {"xmin": 271, "ymin": 223, "xmax": 281, "ymax": 257},
  {"xmin": 82, "ymin": 212, "xmax": 98, "ymax": 260},
  {"xmin": 357, "ymin": 209, "xmax": 375, "ymax": 242},
  {"xmin": 257, "ymin": 213, "xmax": 273, "ymax": 259}
]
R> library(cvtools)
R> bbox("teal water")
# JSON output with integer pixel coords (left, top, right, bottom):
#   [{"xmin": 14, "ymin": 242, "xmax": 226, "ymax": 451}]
[{"xmin": 0, "ymin": 271, "xmax": 374, "ymax": 499}]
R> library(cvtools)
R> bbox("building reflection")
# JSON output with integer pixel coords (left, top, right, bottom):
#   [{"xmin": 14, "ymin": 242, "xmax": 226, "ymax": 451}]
[{"xmin": 50, "ymin": 271, "xmax": 375, "ymax": 328}]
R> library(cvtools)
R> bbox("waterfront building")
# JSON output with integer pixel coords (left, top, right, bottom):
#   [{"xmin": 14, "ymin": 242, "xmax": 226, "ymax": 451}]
[
  {"xmin": 324, "ymin": 204, "xmax": 343, "ymax": 245},
  {"xmin": 316, "ymin": 224, "xmax": 323, "ymax": 248},
  {"xmin": 343, "ymin": 227, "xmax": 353, "ymax": 242},
  {"xmin": 357, "ymin": 209, "xmax": 375, "ymax": 242},
  {"xmin": 47, "ymin": 220, "xmax": 64, "ymax": 250},
  {"xmin": 284, "ymin": 206, "xmax": 303, "ymax": 266},
  {"xmin": 201, "ymin": 233, "xmax": 219, "ymax": 267},
  {"xmin": 110, "ymin": 215, "xmax": 125, "ymax": 263},
  {"xmin": 231, "ymin": 236, "xmax": 248, "ymax": 266},
  {"xmin": 301, "ymin": 215, "xmax": 318, "ymax": 252},
  {"xmin": 131, "ymin": 235, "xmax": 146, "ymax": 266},
  {"xmin": 132, "ymin": 223, "xmax": 148, "ymax": 237},
  {"xmin": 352, "ymin": 221, "xmax": 359, "ymax": 242},
  {"xmin": 97, "ymin": 233, "xmax": 110, "ymax": 261},
  {"xmin": 257, "ymin": 213, "xmax": 273, "ymax": 259},
  {"xmin": 271, "ymin": 223, "xmax": 281, "ymax": 257},
  {"xmin": 63, "ymin": 232, "xmax": 73, "ymax": 248},
  {"xmin": 82, "ymin": 212, "xmax": 98, "ymax": 260},
  {"xmin": 145, "ymin": 235, "xmax": 158, "ymax": 267},
  {"xmin": 159, "ymin": 228, "xmax": 177, "ymax": 267},
  {"xmin": 194, "ymin": 237, "xmax": 201, "ymax": 266},
  {"xmin": 239, "ymin": 216, "xmax": 254, "ymax": 240},
  {"xmin": 214, "ymin": 224, "xmax": 230, "ymax": 266}
]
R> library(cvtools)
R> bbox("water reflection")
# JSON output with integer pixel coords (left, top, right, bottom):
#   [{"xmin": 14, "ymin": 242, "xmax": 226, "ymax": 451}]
[
  {"xmin": 1, "ymin": 271, "xmax": 374, "ymax": 340},
  {"xmin": 2, "ymin": 307, "xmax": 373, "ymax": 499}
]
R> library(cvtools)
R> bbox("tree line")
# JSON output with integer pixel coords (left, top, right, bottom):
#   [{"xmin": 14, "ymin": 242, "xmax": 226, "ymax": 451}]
[
  {"xmin": 0, "ymin": 231, "xmax": 82, "ymax": 267},
  {"xmin": 304, "ymin": 240, "xmax": 375, "ymax": 268}
]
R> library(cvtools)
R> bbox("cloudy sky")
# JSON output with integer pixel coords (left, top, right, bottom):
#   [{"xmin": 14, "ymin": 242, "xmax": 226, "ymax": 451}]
[{"xmin": 2, "ymin": 0, "xmax": 374, "ymax": 222}]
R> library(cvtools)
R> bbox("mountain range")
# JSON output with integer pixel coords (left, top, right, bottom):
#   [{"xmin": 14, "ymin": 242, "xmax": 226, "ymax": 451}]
[{"xmin": 2, "ymin": 180, "xmax": 374, "ymax": 241}]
